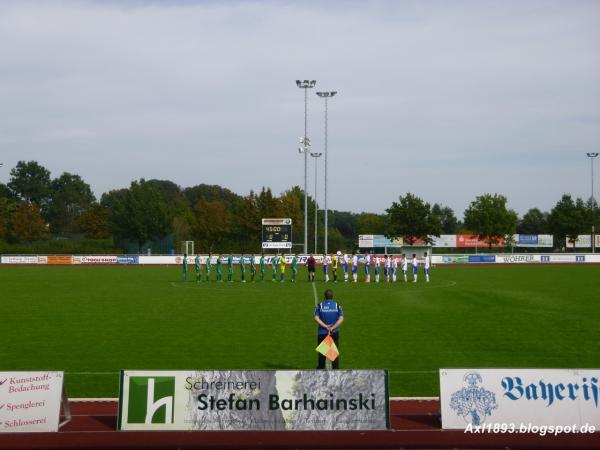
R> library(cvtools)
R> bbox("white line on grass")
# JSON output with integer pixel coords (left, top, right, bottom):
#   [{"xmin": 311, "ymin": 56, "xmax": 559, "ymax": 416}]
[
  {"xmin": 388, "ymin": 370, "xmax": 437, "ymax": 374},
  {"xmin": 311, "ymin": 282, "xmax": 318, "ymax": 306},
  {"xmin": 66, "ymin": 372, "xmax": 118, "ymax": 375}
]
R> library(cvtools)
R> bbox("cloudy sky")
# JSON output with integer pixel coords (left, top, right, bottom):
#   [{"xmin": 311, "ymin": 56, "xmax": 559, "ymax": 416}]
[{"xmin": 1, "ymin": 0, "xmax": 599, "ymax": 216}]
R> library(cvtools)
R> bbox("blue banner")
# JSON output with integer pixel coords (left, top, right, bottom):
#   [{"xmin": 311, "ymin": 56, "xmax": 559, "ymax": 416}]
[
  {"xmin": 468, "ymin": 255, "xmax": 496, "ymax": 263},
  {"xmin": 517, "ymin": 234, "xmax": 538, "ymax": 246},
  {"xmin": 117, "ymin": 255, "xmax": 139, "ymax": 264}
]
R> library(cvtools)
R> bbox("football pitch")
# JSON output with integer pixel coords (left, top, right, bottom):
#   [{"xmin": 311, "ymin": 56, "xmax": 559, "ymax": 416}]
[{"xmin": 1, "ymin": 264, "xmax": 599, "ymax": 398}]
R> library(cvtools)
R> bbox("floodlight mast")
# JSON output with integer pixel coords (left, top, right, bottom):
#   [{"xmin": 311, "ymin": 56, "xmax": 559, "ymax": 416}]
[
  {"xmin": 316, "ymin": 91, "xmax": 337, "ymax": 257},
  {"xmin": 296, "ymin": 80, "xmax": 316, "ymax": 255},
  {"xmin": 587, "ymin": 152, "xmax": 599, "ymax": 253},
  {"xmin": 310, "ymin": 152, "xmax": 323, "ymax": 253}
]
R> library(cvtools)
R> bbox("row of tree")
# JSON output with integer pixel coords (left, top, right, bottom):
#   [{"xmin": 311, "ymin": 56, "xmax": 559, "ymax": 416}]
[{"xmin": 0, "ymin": 160, "xmax": 598, "ymax": 252}]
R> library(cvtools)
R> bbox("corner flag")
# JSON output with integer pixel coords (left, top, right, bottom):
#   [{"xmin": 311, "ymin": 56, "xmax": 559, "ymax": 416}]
[{"xmin": 316, "ymin": 335, "xmax": 339, "ymax": 362}]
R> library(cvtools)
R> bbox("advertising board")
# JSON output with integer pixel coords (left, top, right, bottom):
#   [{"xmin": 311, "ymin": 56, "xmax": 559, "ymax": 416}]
[
  {"xmin": 46, "ymin": 255, "xmax": 73, "ymax": 265},
  {"xmin": 0, "ymin": 371, "xmax": 65, "ymax": 433},
  {"xmin": 440, "ymin": 368, "xmax": 600, "ymax": 430},
  {"xmin": 119, "ymin": 370, "xmax": 389, "ymax": 431},
  {"xmin": 0, "ymin": 256, "xmax": 39, "ymax": 264}
]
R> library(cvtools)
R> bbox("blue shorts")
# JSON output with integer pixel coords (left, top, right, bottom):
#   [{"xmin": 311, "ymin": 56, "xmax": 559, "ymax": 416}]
[
  {"xmin": 374, "ymin": 267, "xmax": 380, "ymax": 275},
  {"xmin": 393, "ymin": 268, "xmax": 397, "ymax": 276},
  {"xmin": 413, "ymin": 266, "xmax": 418, "ymax": 274},
  {"xmin": 323, "ymin": 266, "xmax": 328, "ymax": 274},
  {"xmin": 384, "ymin": 267, "xmax": 389, "ymax": 276},
  {"xmin": 425, "ymin": 267, "xmax": 429, "ymax": 274},
  {"xmin": 365, "ymin": 265, "xmax": 370, "ymax": 275},
  {"xmin": 343, "ymin": 264, "xmax": 348, "ymax": 273},
  {"xmin": 352, "ymin": 265, "xmax": 357, "ymax": 274}
]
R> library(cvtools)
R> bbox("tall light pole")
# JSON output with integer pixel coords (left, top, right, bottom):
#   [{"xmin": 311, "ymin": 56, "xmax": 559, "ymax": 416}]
[
  {"xmin": 587, "ymin": 152, "xmax": 599, "ymax": 253},
  {"xmin": 316, "ymin": 91, "xmax": 337, "ymax": 257},
  {"xmin": 310, "ymin": 152, "xmax": 322, "ymax": 253},
  {"xmin": 296, "ymin": 80, "xmax": 316, "ymax": 255}
]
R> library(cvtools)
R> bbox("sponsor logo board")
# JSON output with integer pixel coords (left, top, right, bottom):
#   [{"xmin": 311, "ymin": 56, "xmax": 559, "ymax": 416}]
[
  {"xmin": 468, "ymin": 255, "xmax": 496, "ymax": 263},
  {"xmin": 0, "ymin": 371, "xmax": 64, "ymax": 433},
  {"xmin": 117, "ymin": 255, "xmax": 139, "ymax": 264},
  {"xmin": 496, "ymin": 254, "xmax": 540, "ymax": 264},
  {"xmin": 0, "ymin": 256, "xmax": 39, "ymax": 264},
  {"xmin": 119, "ymin": 370, "xmax": 389, "ymax": 431},
  {"xmin": 456, "ymin": 235, "xmax": 505, "ymax": 248},
  {"xmin": 74, "ymin": 255, "xmax": 117, "ymax": 264},
  {"xmin": 440, "ymin": 368, "xmax": 600, "ymax": 430},
  {"xmin": 46, "ymin": 255, "xmax": 73, "ymax": 265}
]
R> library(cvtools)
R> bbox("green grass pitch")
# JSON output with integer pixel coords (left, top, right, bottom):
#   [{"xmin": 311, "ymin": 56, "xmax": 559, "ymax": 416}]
[{"xmin": 1, "ymin": 264, "xmax": 599, "ymax": 397}]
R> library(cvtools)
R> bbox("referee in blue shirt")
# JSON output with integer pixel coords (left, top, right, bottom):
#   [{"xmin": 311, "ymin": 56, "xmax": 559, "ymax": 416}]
[{"xmin": 314, "ymin": 289, "xmax": 344, "ymax": 369}]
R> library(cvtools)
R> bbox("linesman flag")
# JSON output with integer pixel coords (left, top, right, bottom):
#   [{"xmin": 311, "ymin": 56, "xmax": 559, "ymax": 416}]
[{"xmin": 316, "ymin": 335, "xmax": 339, "ymax": 362}]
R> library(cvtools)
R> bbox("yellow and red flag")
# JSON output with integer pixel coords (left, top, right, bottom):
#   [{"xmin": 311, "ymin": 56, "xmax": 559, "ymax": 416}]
[{"xmin": 316, "ymin": 335, "xmax": 339, "ymax": 362}]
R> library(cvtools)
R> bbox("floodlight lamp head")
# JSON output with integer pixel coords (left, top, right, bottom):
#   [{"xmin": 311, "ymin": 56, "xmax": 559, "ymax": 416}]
[
  {"xmin": 310, "ymin": 152, "xmax": 322, "ymax": 157},
  {"xmin": 587, "ymin": 152, "xmax": 599, "ymax": 158},
  {"xmin": 298, "ymin": 147, "xmax": 304, "ymax": 154}
]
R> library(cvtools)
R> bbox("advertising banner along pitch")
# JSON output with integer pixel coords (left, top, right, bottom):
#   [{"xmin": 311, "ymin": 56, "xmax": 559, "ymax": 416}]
[
  {"xmin": 119, "ymin": 370, "xmax": 389, "ymax": 431},
  {"xmin": 440, "ymin": 368, "xmax": 600, "ymax": 430},
  {"xmin": 0, "ymin": 371, "xmax": 67, "ymax": 433}
]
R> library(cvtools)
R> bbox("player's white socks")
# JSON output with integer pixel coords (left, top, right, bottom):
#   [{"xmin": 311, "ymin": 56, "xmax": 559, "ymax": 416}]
[
  {"xmin": 413, "ymin": 275, "xmax": 418, "ymax": 283},
  {"xmin": 393, "ymin": 275, "xmax": 397, "ymax": 282},
  {"xmin": 366, "ymin": 275, "xmax": 370, "ymax": 283},
  {"xmin": 325, "ymin": 274, "xmax": 329, "ymax": 282},
  {"xmin": 386, "ymin": 276, "xmax": 390, "ymax": 283},
  {"xmin": 426, "ymin": 274, "xmax": 430, "ymax": 282},
  {"xmin": 375, "ymin": 274, "xmax": 379, "ymax": 283},
  {"xmin": 353, "ymin": 273, "xmax": 357, "ymax": 282},
  {"xmin": 344, "ymin": 273, "xmax": 348, "ymax": 282}
]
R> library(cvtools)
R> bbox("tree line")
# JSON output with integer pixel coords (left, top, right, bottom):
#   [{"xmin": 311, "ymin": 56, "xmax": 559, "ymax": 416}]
[{"xmin": 0, "ymin": 160, "xmax": 597, "ymax": 253}]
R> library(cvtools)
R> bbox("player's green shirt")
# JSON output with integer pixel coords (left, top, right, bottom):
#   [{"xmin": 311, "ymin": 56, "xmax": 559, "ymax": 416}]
[
  {"xmin": 194, "ymin": 256, "xmax": 200, "ymax": 272},
  {"xmin": 216, "ymin": 257, "xmax": 222, "ymax": 273},
  {"xmin": 240, "ymin": 256, "xmax": 246, "ymax": 272},
  {"xmin": 260, "ymin": 256, "xmax": 266, "ymax": 272},
  {"xmin": 182, "ymin": 257, "xmax": 188, "ymax": 273},
  {"xmin": 205, "ymin": 256, "xmax": 212, "ymax": 273},
  {"xmin": 292, "ymin": 256, "xmax": 297, "ymax": 272},
  {"xmin": 250, "ymin": 257, "xmax": 256, "ymax": 273},
  {"xmin": 227, "ymin": 256, "xmax": 233, "ymax": 271}
]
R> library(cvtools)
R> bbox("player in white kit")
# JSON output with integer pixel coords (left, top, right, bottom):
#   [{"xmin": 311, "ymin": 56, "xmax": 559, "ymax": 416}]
[
  {"xmin": 412, "ymin": 254, "xmax": 418, "ymax": 283},
  {"xmin": 384, "ymin": 255, "xmax": 391, "ymax": 282},
  {"xmin": 401, "ymin": 254, "xmax": 408, "ymax": 282},
  {"xmin": 374, "ymin": 255, "xmax": 381, "ymax": 283},
  {"xmin": 364, "ymin": 252, "xmax": 371, "ymax": 283},
  {"xmin": 342, "ymin": 252, "xmax": 349, "ymax": 282},
  {"xmin": 424, "ymin": 251, "xmax": 431, "ymax": 282},
  {"xmin": 392, "ymin": 255, "xmax": 398, "ymax": 282},
  {"xmin": 351, "ymin": 252, "xmax": 359, "ymax": 283}
]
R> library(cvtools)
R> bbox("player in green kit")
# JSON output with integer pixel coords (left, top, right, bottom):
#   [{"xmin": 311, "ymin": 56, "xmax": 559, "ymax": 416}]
[
  {"xmin": 271, "ymin": 255, "xmax": 278, "ymax": 282},
  {"xmin": 205, "ymin": 253, "xmax": 212, "ymax": 282},
  {"xmin": 182, "ymin": 254, "xmax": 188, "ymax": 282},
  {"xmin": 240, "ymin": 254, "xmax": 246, "ymax": 282},
  {"xmin": 260, "ymin": 253, "xmax": 266, "ymax": 281},
  {"xmin": 291, "ymin": 254, "xmax": 298, "ymax": 282},
  {"xmin": 216, "ymin": 255, "xmax": 223, "ymax": 282},
  {"xmin": 227, "ymin": 254, "xmax": 234, "ymax": 282},
  {"xmin": 250, "ymin": 254, "xmax": 256, "ymax": 282},
  {"xmin": 194, "ymin": 254, "xmax": 201, "ymax": 283}
]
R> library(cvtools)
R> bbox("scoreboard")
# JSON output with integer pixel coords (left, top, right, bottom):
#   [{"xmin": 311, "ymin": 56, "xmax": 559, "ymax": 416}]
[{"xmin": 262, "ymin": 218, "xmax": 292, "ymax": 249}]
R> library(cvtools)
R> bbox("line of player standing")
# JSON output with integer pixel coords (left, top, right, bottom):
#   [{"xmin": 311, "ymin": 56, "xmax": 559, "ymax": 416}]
[
  {"xmin": 181, "ymin": 251, "xmax": 431, "ymax": 283},
  {"xmin": 322, "ymin": 251, "xmax": 431, "ymax": 283}
]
